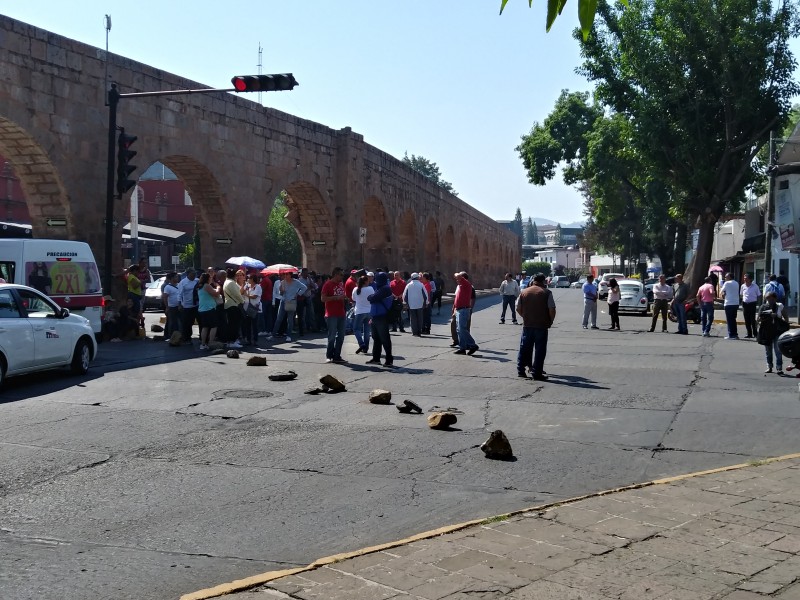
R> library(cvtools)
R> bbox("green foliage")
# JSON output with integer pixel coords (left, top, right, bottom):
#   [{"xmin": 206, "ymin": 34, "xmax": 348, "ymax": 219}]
[
  {"xmin": 499, "ymin": 0, "xmax": 626, "ymax": 39},
  {"xmin": 522, "ymin": 260, "xmax": 551, "ymax": 276},
  {"xmin": 178, "ymin": 243, "xmax": 195, "ymax": 268},
  {"xmin": 265, "ymin": 192, "xmax": 302, "ymax": 266},
  {"xmin": 402, "ymin": 153, "xmax": 457, "ymax": 195},
  {"xmin": 512, "ymin": 208, "xmax": 524, "ymax": 239},
  {"xmin": 524, "ymin": 217, "xmax": 537, "ymax": 244},
  {"xmin": 578, "ymin": 0, "xmax": 800, "ymax": 288}
]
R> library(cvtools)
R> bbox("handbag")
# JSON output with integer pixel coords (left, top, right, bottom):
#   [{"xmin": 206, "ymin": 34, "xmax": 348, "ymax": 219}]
[
  {"xmin": 284, "ymin": 299, "xmax": 297, "ymax": 312},
  {"xmin": 244, "ymin": 303, "xmax": 259, "ymax": 319}
]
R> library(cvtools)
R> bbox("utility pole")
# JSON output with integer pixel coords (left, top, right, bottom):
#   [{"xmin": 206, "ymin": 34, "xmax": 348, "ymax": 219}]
[{"xmin": 765, "ymin": 131, "xmax": 775, "ymax": 283}]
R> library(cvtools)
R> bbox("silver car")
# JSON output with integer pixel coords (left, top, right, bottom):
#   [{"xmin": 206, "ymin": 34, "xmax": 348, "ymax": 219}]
[{"xmin": 0, "ymin": 283, "xmax": 97, "ymax": 387}]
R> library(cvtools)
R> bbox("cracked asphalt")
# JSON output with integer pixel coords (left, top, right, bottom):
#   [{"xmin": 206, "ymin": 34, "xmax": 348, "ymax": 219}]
[{"xmin": 1, "ymin": 292, "xmax": 798, "ymax": 600}]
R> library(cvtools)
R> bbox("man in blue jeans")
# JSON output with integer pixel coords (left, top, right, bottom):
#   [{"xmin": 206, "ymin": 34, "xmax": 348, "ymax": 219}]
[
  {"xmin": 321, "ymin": 267, "xmax": 347, "ymax": 363},
  {"xmin": 516, "ymin": 273, "xmax": 556, "ymax": 381}
]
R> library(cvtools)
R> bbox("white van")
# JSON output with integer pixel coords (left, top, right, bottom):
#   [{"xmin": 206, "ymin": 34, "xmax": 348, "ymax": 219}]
[{"xmin": 0, "ymin": 239, "xmax": 104, "ymax": 336}]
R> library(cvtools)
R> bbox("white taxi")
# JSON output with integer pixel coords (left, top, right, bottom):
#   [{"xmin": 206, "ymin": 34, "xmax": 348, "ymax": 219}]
[{"xmin": 0, "ymin": 283, "xmax": 97, "ymax": 388}]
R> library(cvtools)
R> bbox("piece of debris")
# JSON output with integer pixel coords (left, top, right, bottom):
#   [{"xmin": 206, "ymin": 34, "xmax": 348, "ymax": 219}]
[
  {"xmin": 246, "ymin": 356, "xmax": 267, "ymax": 366},
  {"xmin": 319, "ymin": 374, "xmax": 346, "ymax": 393},
  {"xmin": 305, "ymin": 387, "xmax": 324, "ymax": 395},
  {"xmin": 480, "ymin": 430, "xmax": 514, "ymax": 460},
  {"xmin": 210, "ymin": 348, "xmax": 227, "ymax": 356},
  {"xmin": 208, "ymin": 341, "xmax": 225, "ymax": 350},
  {"xmin": 404, "ymin": 400, "xmax": 422, "ymax": 414},
  {"xmin": 369, "ymin": 389, "xmax": 392, "ymax": 404},
  {"xmin": 150, "ymin": 324, "xmax": 164, "ymax": 332},
  {"xmin": 226, "ymin": 349, "xmax": 240, "ymax": 359},
  {"xmin": 269, "ymin": 371, "xmax": 298, "ymax": 381},
  {"xmin": 427, "ymin": 412, "xmax": 458, "ymax": 430},
  {"xmin": 168, "ymin": 331, "xmax": 183, "ymax": 347}
]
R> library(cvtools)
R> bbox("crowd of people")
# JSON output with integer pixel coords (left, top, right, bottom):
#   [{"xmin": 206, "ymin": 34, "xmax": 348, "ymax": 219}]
[
  {"xmin": 100, "ymin": 259, "xmax": 796, "ymax": 380},
  {"xmin": 102, "ymin": 264, "xmax": 486, "ymax": 368}
]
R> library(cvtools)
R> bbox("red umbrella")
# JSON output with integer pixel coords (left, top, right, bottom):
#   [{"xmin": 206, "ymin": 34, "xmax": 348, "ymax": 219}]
[{"xmin": 260, "ymin": 263, "xmax": 298, "ymax": 276}]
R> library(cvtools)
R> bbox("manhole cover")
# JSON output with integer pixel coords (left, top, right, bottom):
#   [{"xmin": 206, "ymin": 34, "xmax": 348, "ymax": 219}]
[{"xmin": 212, "ymin": 389, "xmax": 279, "ymax": 400}]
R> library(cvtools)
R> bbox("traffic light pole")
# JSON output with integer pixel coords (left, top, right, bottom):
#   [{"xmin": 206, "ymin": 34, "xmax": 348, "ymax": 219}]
[
  {"xmin": 103, "ymin": 74, "xmax": 296, "ymax": 294},
  {"xmin": 104, "ymin": 84, "xmax": 119, "ymax": 295}
]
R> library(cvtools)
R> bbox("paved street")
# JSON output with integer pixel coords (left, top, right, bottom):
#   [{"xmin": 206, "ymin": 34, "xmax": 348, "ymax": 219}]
[{"xmin": 1, "ymin": 289, "xmax": 799, "ymax": 600}]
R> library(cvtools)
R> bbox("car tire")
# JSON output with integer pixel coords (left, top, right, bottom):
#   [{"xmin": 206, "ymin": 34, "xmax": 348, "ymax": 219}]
[
  {"xmin": 0, "ymin": 355, "xmax": 5, "ymax": 389},
  {"xmin": 71, "ymin": 338, "xmax": 92, "ymax": 375}
]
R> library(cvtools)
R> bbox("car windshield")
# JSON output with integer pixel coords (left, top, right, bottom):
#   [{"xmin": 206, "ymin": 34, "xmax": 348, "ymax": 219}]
[{"xmin": 620, "ymin": 284, "xmax": 641, "ymax": 294}]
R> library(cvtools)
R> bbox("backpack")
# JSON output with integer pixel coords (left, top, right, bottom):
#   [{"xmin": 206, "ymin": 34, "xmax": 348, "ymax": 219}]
[{"xmin": 766, "ymin": 281, "xmax": 785, "ymax": 301}]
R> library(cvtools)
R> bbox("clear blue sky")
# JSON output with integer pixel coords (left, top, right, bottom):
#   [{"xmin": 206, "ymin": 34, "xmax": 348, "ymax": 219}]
[{"xmin": 5, "ymin": 3, "xmax": 609, "ymax": 224}]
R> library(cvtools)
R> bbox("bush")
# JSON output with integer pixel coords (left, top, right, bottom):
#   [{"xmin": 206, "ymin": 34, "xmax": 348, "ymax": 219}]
[{"xmin": 522, "ymin": 261, "xmax": 551, "ymax": 277}]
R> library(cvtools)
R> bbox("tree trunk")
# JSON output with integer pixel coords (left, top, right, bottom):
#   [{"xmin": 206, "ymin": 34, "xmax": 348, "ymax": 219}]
[
  {"xmin": 673, "ymin": 221, "xmax": 688, "ymax": 274},
  {"xmin": 683, "ymin": 218, "xmax": 716, "ymax": 295}
]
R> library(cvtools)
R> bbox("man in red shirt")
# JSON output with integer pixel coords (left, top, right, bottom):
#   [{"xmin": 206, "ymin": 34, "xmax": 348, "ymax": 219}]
[
  {"xmin": 321, "ymin": 267, "xmax": 348, "ymax": 363},
  {"xmin": 344, "ymin": 270, "xmax": 360, "ymax": 307},
  {"xmin": 453, "ymin": 271, "xmax": 479, "ymax": 355},
  {"xmin": 389, "ymin": 271, "xmax": 407, "ymax": 332}
]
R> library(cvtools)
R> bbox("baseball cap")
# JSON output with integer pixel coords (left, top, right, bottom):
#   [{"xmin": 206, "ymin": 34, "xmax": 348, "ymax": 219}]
[{"xmin": 411, "ymin": 272, "xmax": 420, "ymax": 280}]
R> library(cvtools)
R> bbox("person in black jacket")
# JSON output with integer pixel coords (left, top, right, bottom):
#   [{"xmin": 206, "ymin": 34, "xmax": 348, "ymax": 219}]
[{"xmin": 366, "ymin": 271, "xmax": 394, "ymax": 367}]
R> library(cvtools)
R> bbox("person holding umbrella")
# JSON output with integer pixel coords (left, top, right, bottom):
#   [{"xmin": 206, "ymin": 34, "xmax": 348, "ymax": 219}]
[{"xmin": 268, "ymin": 270, "xmax": 306, "ymax": 343}]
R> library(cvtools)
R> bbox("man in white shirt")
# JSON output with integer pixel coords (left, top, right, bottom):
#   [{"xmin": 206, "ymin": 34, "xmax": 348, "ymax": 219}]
[
  {"xmin": 176, "ymin": 267, "xmax": 199, "ymax": 343},
  {"xmin": 720, "ymin": 272, "xmax": 739, "ymax": 339},
  {"xmin": 649, "ymin": 274, "xmax": 674, "ymax": 332},
  {"xmin": 162, "ymin": 272, "xmax": 182, "ymax": 340},
  {"xmin": 740, "ymin": 273, "xmax": 761, "ymax": 338},
  {"xmin": 499, "ymin": 272, "xmax": 520, "ymax": 325},
  {"xmin": 402, "ymin": 273, "xmax": 429, "ymax": 336}
]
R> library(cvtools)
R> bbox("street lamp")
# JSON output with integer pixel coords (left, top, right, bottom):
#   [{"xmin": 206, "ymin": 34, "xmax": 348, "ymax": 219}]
[{"xmin": 629, "ymin": 230, "xmax": 634, "ymax": 277}]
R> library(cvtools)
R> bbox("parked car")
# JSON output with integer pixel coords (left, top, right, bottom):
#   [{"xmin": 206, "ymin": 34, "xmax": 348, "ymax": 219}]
[
  {"xmin": 549, "ymin": 276, "xmax": 570, "ymax": 288},
  {"xmin": 570, "ymin": 277, "xmax": 587, "ymax": 289},
  {"xmin": 0, "ymin": 283, "xmax": 97, "ymax": 387},
  {"xmin": 597, "ymin": 273, "xmax": 625, "ymax": 299},
  {"xmin": 616, "ymin": 279, "xmax": 649, "ymax": 314},
  {"xmin": 143, "ymin": 276, "xmax": 166, "ymax": 311}
]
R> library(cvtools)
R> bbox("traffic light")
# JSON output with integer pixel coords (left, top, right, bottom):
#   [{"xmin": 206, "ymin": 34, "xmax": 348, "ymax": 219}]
[
  {"xmin": 116, "ymin": 128, "xmax": 137, "ymax": 196},
  {"xmin": 231, "ymin": 73, "xmax": 298, "ymax": 93}
]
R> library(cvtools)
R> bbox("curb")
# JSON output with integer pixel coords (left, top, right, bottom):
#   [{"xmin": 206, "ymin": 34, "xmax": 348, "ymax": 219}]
[{"xmin": 181, "ymin": 451, "xmax": 800, "ymax": 600}]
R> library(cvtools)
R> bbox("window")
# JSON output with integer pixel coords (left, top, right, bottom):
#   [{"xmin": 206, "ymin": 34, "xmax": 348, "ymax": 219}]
[
  {"xmin": 0, "ymin": 261, "xmax": 15, "ymax": 283},
  {"xmin": 17, "ymin": 288, "xmax": 57, "ymax": 318},
  {"xmin": 0, "ymin": 289, "xmax": 20, "ymax": 318}
]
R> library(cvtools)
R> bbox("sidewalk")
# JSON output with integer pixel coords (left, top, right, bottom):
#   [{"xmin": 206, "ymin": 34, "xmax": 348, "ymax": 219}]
[{"xmin": 185, "ymin": 455, "xmax": 800, "ymax": 600}]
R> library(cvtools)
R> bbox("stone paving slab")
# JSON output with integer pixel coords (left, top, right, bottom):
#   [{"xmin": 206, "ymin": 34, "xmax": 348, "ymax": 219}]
[{"xmin": 191, "ymin": 457, "xmax": 800, "ymax": 600}]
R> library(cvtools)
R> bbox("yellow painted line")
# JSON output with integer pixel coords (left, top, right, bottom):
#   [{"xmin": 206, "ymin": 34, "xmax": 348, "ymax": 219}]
[{"xmin": 182, "ymin": 451, "xmax": 800, "ymax": 600}]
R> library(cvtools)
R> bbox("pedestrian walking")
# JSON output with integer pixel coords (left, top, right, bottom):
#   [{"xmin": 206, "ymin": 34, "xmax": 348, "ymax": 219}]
[
  {"xmin": 649, "ymin": 274, "xmax": 673, "ymax": 332},
  {"xmin": 351, "ymin": 275, "xmax": 374, "ymax": 354},
  {"xmin": 499, "ymin": 273, "xmax": 520, "ymax": 324},
  {"xmin": 671, "ymin": 274, "xmax": 689, "ymax": 335},
  {"xmin": 389, "ymin": 271, "xmax": 406, "ymax": 332},
  {"xmin": 196, "ymin": 273, "xmax": 220, "ymax": 350},
  {"xmin": 720, "ymin": 272, "xmax": 740, "ymax": 339},
  {"xmin": 758, "ymin": 291, "xmax": 790, "ymax": 375},
  {"xmin": 162, "ymin": 272, "xmax": 181, "ymax": 339},
  {"xmin": 606, "ymin": 278, "xmax": 620, "ymax": 330},
  {"xmin": 222, "ymin": 268, "xmax": 245, "ymax": 348},
  {"xmin": 269, "ymin": 272, "xmax": 306, "ymax": 343},
  {"xmin": 581, "ymin": 275, "xmax": 598, "ymax": 329},
  {"xmin": 453, "ymin": 271, "xmax": 479, "ymax": 355},
  {"xmin": 516, "ymin": 273, "xmax": 556, "ymax": 381},
  {"xmin": 697, "ymin": 276, "xmax": 716, "ymax": 337},
  {"xmin": 740, "ymin": 273, "xmax": 761, "ymax": 338}
]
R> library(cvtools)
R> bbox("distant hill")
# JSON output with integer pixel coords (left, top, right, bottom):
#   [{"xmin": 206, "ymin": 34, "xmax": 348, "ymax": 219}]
[{"xmin": 528, "ymin": 217, "xmax": 585, "ymax": 228}]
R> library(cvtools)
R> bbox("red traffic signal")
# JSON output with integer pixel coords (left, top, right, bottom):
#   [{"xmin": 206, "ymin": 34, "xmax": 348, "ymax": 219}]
[{"xmin": 231, "ymin": 73, "xmax": 298, "ymax": 93}]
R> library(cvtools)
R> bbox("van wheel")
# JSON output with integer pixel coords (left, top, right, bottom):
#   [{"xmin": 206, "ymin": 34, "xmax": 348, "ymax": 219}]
[{"xmin": 71, "ymin": 339, "xmax": 91, "ymax": 375}]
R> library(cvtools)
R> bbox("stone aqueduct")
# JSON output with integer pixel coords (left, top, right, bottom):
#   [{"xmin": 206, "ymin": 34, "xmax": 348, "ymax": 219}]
[{"xmin": 0, "ymin": 16, "xmax": 519, "ymax": 288}]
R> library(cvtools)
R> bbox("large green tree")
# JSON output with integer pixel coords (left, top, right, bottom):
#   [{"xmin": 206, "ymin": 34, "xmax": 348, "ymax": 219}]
[
  {"xmin": 579, "ymin": 0, "xmax": 800, "ymax": 290},
  {"xmin": 402, "ymin": 153, "xmax": 457, "ymax": 195},
  {"xmin": 511, "ymin": 208, "xmax": 524, "ymax": 239},
  {"xmin": 517, "ymin": 90, "xmax": 682, "ymax": 274},
  {"xmin": 265, "ymin": 192, "xmax": 302, "ymax": 266},
  {"xmin": 524, "ymin": 217, "xmax": 537, "ymax": 244},
  {"xmin": 499, "ymin": 0, "xmax": 621, "ymax": 39}
]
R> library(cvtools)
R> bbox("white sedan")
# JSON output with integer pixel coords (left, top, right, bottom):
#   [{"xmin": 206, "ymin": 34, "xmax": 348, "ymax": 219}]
[{"xmin": 0, "ymin": 283, "xmax": 97, "ymax": 388}]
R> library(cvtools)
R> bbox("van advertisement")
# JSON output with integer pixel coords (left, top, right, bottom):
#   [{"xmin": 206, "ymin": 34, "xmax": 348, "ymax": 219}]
[{"xmin": 25, "ymin": 261, "xmax": 101, "ymax": 296}]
